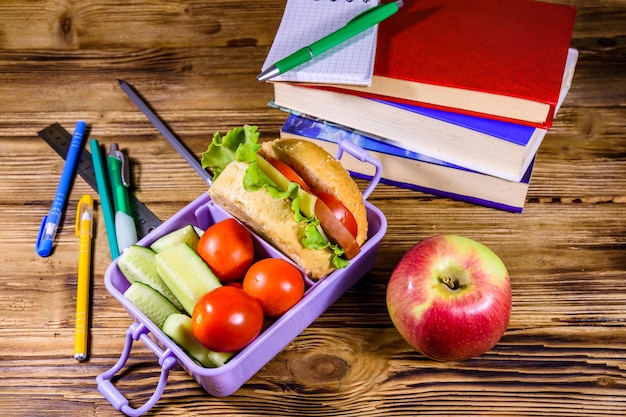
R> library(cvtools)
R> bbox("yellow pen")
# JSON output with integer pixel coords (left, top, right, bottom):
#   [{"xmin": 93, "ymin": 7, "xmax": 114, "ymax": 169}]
[{"xmin": 74, "ymin": 194, "xmax": 94, "ymax": 361}]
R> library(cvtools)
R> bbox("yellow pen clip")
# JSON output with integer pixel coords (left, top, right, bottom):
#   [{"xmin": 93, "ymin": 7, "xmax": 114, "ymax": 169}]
[{"xmin": 76, "ymin": 194, "xmax": 94, "ymax": 237}]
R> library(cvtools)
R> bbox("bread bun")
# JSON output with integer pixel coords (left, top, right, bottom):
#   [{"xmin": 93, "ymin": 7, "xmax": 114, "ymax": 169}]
[
  {"xmin": 260, "ymin": 138, "xmax": 368, "ymax": 245},
  {"xmin": 208, "ymin": 161, "xmax": 336, "ymax": 280}
]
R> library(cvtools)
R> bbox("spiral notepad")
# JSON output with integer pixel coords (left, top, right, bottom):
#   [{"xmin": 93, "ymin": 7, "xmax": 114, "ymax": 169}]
[{"xmin": 261, "ymin": 0, "xmax": 380, "ymax": 86}]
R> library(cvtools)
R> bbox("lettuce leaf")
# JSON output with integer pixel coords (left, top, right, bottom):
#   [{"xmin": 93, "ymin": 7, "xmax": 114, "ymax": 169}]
[
  {"xmin": 243, "ymin": 160, "xmax": 300, "ymax": 201},
  {"xmin": 201, "ymin": 124, "xmax": 260, "ymax": 178},
  {"xmin": 302, "ymin": 222, "xmax": 350, "ymax": 270}
]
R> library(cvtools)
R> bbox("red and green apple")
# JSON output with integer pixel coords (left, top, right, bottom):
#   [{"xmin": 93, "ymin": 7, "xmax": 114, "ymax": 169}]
[{"xmin": 386, "ymin": 235, "xmax": 512, "ymax": 361}]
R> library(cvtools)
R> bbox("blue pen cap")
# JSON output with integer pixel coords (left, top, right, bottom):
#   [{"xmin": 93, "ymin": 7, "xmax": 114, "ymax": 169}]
[{"xmin": 35, "ymin": 216, "xmax": 56, "ymax": 257}]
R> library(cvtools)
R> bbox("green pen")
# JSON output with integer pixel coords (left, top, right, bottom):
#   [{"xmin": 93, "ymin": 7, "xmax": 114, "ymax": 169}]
[
  {"xmin": 90, "ymin": 139, "xmax": 120, "ymax": 259},
  {"xmin": 257, "ymin": 0, "xmax": 403, "ymax": 82},
  {"xmin": 107, "ymin": 143, "xmax": 138, "ymax": 253}
]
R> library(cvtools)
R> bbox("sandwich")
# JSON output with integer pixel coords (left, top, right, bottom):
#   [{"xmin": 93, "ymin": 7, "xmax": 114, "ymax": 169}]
[{"xmin": 201, "ymin": 125, "xmax": 368, "ymax": 280}]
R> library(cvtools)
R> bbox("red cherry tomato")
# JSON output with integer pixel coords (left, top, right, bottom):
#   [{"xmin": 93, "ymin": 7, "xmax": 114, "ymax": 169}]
[
  {"xmin": 243, "ymin": 258, "xmax": 305, "ymax": 318},
  {"xmin": 197, "ymin": 218, "xmax": 255, "ymax": 283},
  {"xmin": 316, "ymin": 191, "xmax": 358, "ymax": 239},
  {"xmin": 191, "ymin": 286, "xmax": 264, "ymax": 352},
  {"xmin": 267, "ymin": 158, "xmax": 311, "ymax": 192}
]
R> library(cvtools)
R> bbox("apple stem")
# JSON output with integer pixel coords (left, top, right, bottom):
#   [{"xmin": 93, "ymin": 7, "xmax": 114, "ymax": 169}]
[{"xmin": 442, "ymin": 275, "xmax": 458, "ymax": 290}]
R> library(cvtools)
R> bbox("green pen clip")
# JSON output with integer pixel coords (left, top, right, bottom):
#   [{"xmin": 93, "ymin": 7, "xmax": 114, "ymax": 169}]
[{"xmin": 107, "ymin": 144, "xmax": 132, "ymax": 215}]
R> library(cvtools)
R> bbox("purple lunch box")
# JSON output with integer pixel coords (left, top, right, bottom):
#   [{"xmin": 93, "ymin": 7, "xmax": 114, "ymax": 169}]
[{"xmin": 96, "ymin": 138, "xmax": 387, "ymax": 416}]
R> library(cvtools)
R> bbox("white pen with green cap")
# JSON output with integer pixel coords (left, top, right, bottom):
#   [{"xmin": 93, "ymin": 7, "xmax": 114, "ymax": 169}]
[{"xmin": 107, "ymin": 143, "xmax": 138, "ymax": 253}]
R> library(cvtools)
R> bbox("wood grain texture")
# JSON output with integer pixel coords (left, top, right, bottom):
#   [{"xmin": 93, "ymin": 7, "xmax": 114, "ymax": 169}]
[{"xmin": 0, "ymin": 1, "xmax": 625, "ymax": 416}]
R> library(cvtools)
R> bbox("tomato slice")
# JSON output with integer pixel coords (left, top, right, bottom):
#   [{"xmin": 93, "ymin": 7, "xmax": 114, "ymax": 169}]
[
  {"xmin": 314, "ymin": 197, "xmax": 360, "ymax": 259},
  {"xmin": 316, "ymin": 191, "xmax": 358, "ymax": 239},
  {"xmin": 267, "ymin": 158, "xmax": 311, "ymax": 191}
]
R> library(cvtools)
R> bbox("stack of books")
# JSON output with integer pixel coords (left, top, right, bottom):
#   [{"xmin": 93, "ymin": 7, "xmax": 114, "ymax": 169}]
[{"xmin": 262, "ymin": 0, "xmax": 578, "ymax": 212}]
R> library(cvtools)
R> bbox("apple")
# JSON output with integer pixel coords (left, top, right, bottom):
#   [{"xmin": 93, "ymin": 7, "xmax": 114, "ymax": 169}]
[{"xmin": 386, "ymin": 235, "xmax": 511, "ymax": 361}]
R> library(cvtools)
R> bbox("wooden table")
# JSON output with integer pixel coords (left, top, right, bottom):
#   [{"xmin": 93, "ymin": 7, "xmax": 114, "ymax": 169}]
[{"xmin": 1, "ymin": 1, "xmax": 624, "ymax": 416}]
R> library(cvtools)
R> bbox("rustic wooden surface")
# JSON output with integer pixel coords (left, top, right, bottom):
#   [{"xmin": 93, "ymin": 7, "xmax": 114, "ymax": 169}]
[{"xmin": 0, "ymin": 0, "xmax": 625, "ymax": 416}]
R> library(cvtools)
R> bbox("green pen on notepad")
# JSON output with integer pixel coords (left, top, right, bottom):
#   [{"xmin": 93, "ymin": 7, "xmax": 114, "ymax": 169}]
[{"xmin": 257, "ymin": 0, "xmax": 403, "ymax": 82}]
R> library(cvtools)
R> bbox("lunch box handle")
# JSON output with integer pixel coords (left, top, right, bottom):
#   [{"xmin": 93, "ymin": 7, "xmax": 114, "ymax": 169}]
[
  {"xmin": 334, "ymin": 137, "xmax": 382, "ymax": 200},
  {"xmin": 96, "ymin": 322, "xmax": 178, "ymax": 417}
]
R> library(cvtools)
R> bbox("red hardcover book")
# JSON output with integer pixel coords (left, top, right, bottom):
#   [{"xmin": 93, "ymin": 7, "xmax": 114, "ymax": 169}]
[{"xmin": 298, "ymin": 0, "xmax": 576, "ymax": 128}]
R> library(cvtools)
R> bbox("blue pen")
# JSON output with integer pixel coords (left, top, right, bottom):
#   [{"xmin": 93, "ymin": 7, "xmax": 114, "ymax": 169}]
[{"xmin": 36, "ymin": 120, "xmax": 87, "ymax": 257}]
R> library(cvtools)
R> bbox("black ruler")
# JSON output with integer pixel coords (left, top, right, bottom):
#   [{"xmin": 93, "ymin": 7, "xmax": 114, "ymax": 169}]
[{"xmin": 38, "ymin": 123, "xmax": 162, "ymax": 238}]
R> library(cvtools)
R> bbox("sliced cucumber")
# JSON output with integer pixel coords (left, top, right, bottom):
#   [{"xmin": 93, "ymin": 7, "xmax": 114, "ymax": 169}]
[
  {"xmin": 151, "ymin": 224, "xmax": 200, "ymax": 253},
  {"xmin": 124, "ymin": 282, "xmax": 179, "ymax": 328},
  {"xmin": 155, "ymin": 243, "xmax": 222, "ymax": 315},
  {"xmin": 256, "ymin": 153, "xmax": 317, "ymax": 217},
  {"xmin": 162, "ymin": 313, "xmax": 234, "ymax": 368},
  {"xmin": 117, "ymin": 245, "xmax": 184, "ymax": 311},
  {"xmin": 206, "ymin": 347, "xmax": 235, "ymax": 367}
]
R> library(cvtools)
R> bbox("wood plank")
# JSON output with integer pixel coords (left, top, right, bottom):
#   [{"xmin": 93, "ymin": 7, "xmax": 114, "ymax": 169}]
[
  {"xmin": 0, "ymin": 0, "xmax": 286, "ymax": 49},
  {"xmin": 0, "ymin": 0, "xmax": 625, "ymax": 416}
]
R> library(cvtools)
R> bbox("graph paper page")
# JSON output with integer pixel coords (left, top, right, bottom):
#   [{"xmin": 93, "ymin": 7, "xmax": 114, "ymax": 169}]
[{"xmin": 261, "ymin": 0, "xmax": 380, "ymax": 86}]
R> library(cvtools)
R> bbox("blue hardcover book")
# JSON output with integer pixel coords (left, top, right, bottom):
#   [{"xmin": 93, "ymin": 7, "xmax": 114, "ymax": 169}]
[{"xmin": 280, "ymin": 113, "xmax": 534, "ymax": 212}]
